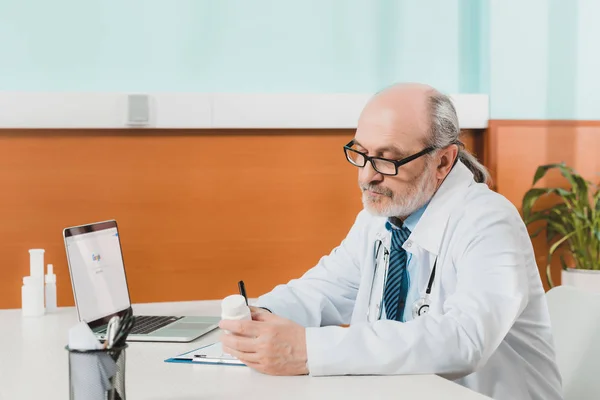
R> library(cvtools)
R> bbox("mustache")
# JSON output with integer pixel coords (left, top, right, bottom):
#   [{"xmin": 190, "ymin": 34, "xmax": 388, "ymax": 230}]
[{"xmin": 361, "ymin": 184, "xmax": 393, "ymax": 197}]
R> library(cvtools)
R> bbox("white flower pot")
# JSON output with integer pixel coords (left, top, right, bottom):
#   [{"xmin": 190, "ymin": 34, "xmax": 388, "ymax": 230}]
[{"xmin": 561, "ymin": 268, "xmax": 600, "ymax": 293}]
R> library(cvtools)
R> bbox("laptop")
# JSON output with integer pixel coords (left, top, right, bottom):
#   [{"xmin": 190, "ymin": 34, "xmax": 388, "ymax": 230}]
[{"xmin": 63, "ymin": 220, "xmax": 220, "ymax": 342}]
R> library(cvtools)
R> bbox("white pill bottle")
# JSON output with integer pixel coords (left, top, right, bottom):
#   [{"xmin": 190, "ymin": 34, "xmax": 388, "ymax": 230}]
[{"xmin": 221, "ymin": 294, "xmax": 251, "ymax": 333}]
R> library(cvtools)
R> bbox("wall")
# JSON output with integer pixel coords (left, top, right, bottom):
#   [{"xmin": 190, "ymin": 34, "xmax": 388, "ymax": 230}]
[
  {"xmin": 0, "ymin": 0, "xmax": 494, "ymax": 309},
  {"xmin": 2, "ymin": 1, "xmax": 599, "ymax": 119},
  {"xmin": 489, "ymin": 0, "xmax": 600, "ymax": 119},
  {"xmin": 1, "ymin": 0, "xmax": 599, "ymax": 307},
  {"xmin": 0, "ymin": 130, "xmax": 356, "ymax": 309},
  {"xmin": 0, "ymin": 0, "xmax": 482, "ymax": 94},
  {"xmin": 0, "ymin": 129, "xmax": 483, "ymax": 309}
]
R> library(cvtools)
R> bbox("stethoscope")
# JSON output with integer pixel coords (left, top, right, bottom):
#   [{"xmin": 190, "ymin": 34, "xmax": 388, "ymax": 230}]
[{"xmin": 366, "ymin": 238, "xmax": 437, "ymax": 322}]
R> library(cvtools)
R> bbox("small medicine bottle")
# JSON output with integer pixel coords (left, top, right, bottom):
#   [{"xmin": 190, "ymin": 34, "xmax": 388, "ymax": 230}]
[{"xmin": 221, "ymin": 294, "xmax": 251, "ymax": 333}]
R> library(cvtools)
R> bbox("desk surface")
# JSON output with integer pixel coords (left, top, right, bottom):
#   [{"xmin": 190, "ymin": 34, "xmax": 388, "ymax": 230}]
[{"xmin": 0, "ymin": 301, "xmax": 491, "ymax": 400}]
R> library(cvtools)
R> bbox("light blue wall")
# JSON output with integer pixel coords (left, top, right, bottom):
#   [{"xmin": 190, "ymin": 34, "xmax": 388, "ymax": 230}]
[
  {"xmin": 0, "ymin": 0, "xmax": 477, "ymax": 94},
  {"xmin": 573, "ymin": 0, "xmax": 600, "ymax": 120},
  {"xmin": 489, "ymin": 0, "xmax": 548, "ymax": 120},
  {"xmin": 489, "ymin": 0, "xmax": 600, "ymax": 120},
  {"xmin": 0, "ymin": 0, "xmax": 598, "ymax": 119}
]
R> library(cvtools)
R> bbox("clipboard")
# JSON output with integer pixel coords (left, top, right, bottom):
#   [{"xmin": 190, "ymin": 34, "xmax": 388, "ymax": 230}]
[{"xmin": 164, "ymin": 342, "xmax": 246, "ymax": 366}]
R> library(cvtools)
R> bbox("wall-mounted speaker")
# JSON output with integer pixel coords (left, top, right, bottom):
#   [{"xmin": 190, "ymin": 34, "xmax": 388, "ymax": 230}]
[{"xmin": 127, "ymin": 94, "xmax": 150, "ymax": 127}]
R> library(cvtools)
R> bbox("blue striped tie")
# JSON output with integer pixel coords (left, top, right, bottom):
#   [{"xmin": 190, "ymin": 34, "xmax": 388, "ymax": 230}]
[{"xmin": 383, "ymin": 225, "xmax": 411, "ymax": 321}]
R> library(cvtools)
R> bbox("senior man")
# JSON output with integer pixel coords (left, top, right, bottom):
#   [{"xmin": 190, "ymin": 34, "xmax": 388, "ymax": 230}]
[{"xmin": 219, "ymin": 83, "xmax": 563, "ymax": 400}]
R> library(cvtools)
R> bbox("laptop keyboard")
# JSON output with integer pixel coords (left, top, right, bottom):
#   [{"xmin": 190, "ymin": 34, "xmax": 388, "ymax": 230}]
[{"xmin": 130, "ymin": 315, "xmax": 184, "ymax": 335}]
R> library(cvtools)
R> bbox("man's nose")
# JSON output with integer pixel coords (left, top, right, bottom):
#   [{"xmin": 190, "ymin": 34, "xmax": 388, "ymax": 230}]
[{"xmin": 359, "ymin": 160, "xmax": 383, "ymax": 184}]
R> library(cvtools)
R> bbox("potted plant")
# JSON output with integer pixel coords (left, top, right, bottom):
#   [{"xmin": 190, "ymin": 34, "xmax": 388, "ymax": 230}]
[{"xmin": 522, "ymin": 162, "xmax": 600, "ymax": 291}]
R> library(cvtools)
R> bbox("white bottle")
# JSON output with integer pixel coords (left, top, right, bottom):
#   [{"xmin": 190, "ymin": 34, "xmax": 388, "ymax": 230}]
[
  {"xmin": 28, "ymin": 249, "xmax": 45, "ymax": 312},
  {"xmin": 22, "ymin": 276, "xmax": 44, "ymax": 317},
  {"xmin": 221, "ymin": 295, "xmax": 251, "ymax": 333},
  {"xmin": 28, "ymin": 249, "xmax": 45, "ymax": 279},
  {"xmin": 45, "ymin": 264, "xmax": 57, "ymax": 312}
]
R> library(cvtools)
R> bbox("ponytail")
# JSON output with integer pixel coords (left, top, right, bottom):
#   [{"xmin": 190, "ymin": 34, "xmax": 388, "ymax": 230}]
[{"xmin": 458, "ymin": 148, "xmax": 490, "ymax": 184}]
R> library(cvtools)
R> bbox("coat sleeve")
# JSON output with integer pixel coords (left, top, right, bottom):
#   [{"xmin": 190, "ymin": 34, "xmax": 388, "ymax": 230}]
[
  {"xmin": 304, "ymin": 202, "xmax": 530, "ymax": 377},
  {"xmin": 255, "ymin": 211, "xmax": 370, "ymax": 328}
]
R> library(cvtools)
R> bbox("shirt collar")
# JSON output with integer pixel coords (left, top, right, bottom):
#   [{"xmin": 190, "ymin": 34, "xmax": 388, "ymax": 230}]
[
  {"xmin": 381, "ymin": 160, "xmax": 475, "ymax": 255},
  {"xmin": 385, "ymin": 202, "xmax": 429, "ymax": 233}
]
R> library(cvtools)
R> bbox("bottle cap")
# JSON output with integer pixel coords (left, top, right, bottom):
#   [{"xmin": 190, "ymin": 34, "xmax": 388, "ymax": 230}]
[
  {"xmin": 221, "ymin": 295, "xmax": 249, "ymax": 319},
  {"xmin": 23, "ymin": 276, "xmax": 34, "ymax": 285},
  {"xmin": 28, "ymin": 249, "xmax": 45, "ymax": 254}
]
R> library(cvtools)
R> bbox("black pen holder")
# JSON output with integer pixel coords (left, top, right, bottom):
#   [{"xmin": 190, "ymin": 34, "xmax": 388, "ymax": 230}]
[{"xmin": 66, "ymin": 344, "xmax": 127, "ymax": 400}]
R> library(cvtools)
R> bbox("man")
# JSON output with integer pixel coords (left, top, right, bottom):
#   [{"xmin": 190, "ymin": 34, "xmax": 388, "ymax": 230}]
[{"xmin": 219, "ymin": 83, "xmax": 563, "ymax": 400}]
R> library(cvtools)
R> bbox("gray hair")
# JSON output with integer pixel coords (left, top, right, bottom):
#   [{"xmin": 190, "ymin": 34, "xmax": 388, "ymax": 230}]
[{"xmin": 427, "ymin": 92, "xmax": 491, "ymax": 184}]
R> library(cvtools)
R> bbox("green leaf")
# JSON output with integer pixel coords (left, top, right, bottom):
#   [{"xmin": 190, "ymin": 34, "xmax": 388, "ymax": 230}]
[
  {"xmin": 529, "ymin": 226, "xmax": 546, "ymax": 238},
  {"xmin": 546, "ymin": 231, "xmax": 577, "ymax": 288},
  {"xmin": 521, "ymin": 188, "xmax": 572, "ymax": 220},
  {"xmin": 546, "ymin": 224, "xmax": 564, "ymax": 244},
  {"xmin": 547, "ymin": 206, "xmax": 574, "ymax": 234},
  {"xmin": 573, "ymin": 209, "xmax": 587, "ymax": 220},
  {"xmin": 573, "ymin": 176, "xmax": 590, "ymax": 206},
  {"xmin": 546, "ymin": 262, "xmax": 555, "ymax": 288},
  {"xmin": 524, "ymin": 210, "xmax": 549, "ymax": 226},
  {"xmin": 557, "ymin": 164, "xmax": 590, "ymax": 206},
  {"xmin": 554, "ymin": 188, "xmax": 574, "ymax": 198},
  {"xmin": 549, "ymin": 231, "xmax": 576, "ymax": 255},
  {"xmin": 573, "ymin": 248, "xmax": 588, "ymax": 261},
  {"xmin": 522, "ymin": 188, "xmax": 551, "ymax": 220},
  {"xmin": 547, "ymin": 217, "xmax": 570, "ymax": 234},
  {"xmin": 532, "ymin": 163, "xmax": 565, "ymax": 186},
  {"xmin": 546, "ymin": 225, "xmax": 559, "ymax": 243}
]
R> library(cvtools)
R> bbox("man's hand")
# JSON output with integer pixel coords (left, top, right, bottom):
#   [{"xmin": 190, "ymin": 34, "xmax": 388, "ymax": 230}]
[
  {"xmin": 219, "ymin": 311, "xmax": 309, "ymax": 376},
  {"xmin": 248, "ymin": 306, "xmax": 271, "ymax": 317}
]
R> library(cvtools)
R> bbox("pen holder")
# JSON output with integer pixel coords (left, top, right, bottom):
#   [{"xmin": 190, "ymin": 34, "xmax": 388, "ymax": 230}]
[{"xmin": 66, "ymin": 345, "xmax": 127, "ymax": 400}]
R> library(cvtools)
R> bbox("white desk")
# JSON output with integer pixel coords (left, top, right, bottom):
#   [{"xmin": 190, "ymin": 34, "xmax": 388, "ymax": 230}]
[{"xmin": 0, "ymin": 301, "xmax": 491, "ymax": 400}]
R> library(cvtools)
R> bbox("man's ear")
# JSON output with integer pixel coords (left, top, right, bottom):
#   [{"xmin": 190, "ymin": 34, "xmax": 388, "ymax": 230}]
[{"xmin": 435, "ymin": 145, "xmax": 459, "ymax": 179}]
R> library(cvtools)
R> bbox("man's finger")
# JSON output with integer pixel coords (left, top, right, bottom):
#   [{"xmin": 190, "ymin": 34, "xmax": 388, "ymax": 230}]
[
  {"xmin": 242, "ymin": 360, "xmax": 266, "ymax": 373},
  {"xmin": 220, "ymin": 332, "xmax": 258, "ymax": 353},
  {"xmin": 234, "ymin": 357, "xmax": 264, "ymax": 373},
  {"xmin": 252, "ymin": 310, "xmax": 280, "ymax": 323},
  {"xmin": 218, "ymin": 319, "xmax": 262, "ymax": 337},
  {"xmin": 249, "ymin": 306, "xmax": 269, "ymax": 314},
  {"xmin": 249, "ymin": 306, "xmax": 272, "ymax": 321},
  {"xmin": 224, "ymin": 346, "xmax": 261, "ymax": 364}
]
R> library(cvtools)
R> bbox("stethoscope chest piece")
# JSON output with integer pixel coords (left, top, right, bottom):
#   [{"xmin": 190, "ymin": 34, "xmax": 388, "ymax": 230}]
[
  {"xmin": 410, "ymin": 257, "xmax": 438, "ymax": 319},
  {"xmin": 411, "ymin": 295, "xmax": 431, "ymax": 319}
]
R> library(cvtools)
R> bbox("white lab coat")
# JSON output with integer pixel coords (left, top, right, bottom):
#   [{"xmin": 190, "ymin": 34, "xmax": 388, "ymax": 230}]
[{"xmin": 257, "ymin": 161, "xmax": 563, "ymax": 400}]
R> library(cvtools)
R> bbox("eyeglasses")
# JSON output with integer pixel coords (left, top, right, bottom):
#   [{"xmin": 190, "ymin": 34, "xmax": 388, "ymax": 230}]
[{"xmin": 343, "ymin": 140, "xmax": 436, "ymax": 176}]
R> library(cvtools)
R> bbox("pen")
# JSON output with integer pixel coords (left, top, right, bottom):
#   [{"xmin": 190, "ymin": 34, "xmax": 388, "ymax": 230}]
[
  {"xmin": 104, "ymin": 316, "xmax": 120, "ymax": 349},
  {"xmin": 238, "ymin": 280, "xmax": 248, "ymax": 305}
]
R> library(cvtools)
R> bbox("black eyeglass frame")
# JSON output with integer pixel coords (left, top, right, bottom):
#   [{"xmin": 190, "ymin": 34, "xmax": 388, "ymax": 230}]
[{"xmin": 343, "ymin": 140, "xmax": 436, "ymax": 176}]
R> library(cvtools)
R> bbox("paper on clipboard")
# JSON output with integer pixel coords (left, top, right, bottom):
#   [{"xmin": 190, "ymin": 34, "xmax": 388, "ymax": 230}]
[{"xmin": 165, "ymin": 342, "xmax": 245, "ymax": 366}]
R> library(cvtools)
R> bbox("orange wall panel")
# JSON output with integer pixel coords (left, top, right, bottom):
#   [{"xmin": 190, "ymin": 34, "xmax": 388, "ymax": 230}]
[
  {"xmin": 0, "ymin": 128, "xmax": 485, "ymax": 309},
  {"xmin": 0, "ymin": 130, "xmax": 364, "ymax": 310}
]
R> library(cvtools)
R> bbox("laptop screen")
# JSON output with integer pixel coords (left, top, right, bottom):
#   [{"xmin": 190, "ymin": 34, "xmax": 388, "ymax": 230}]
[{"xmin": 64, "ymin": 221, "xmax": 131, "ymax": 323}]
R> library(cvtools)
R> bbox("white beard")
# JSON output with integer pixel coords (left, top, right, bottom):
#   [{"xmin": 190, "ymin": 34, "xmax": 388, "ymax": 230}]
[{"xmin": 361, "ymin": 164, "xmax": 436, "ymax": 218}]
